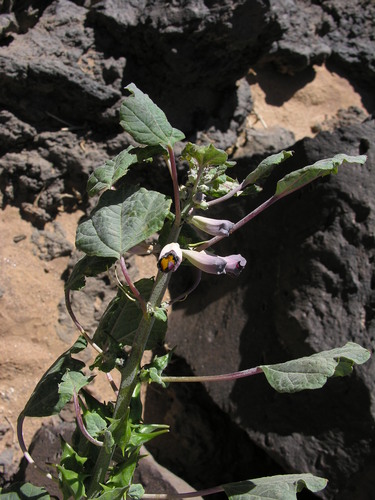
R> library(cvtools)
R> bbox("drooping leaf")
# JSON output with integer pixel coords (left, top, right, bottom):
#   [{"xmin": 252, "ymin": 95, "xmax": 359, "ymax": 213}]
[
  {"xmin": 93, "ymin": 279, "xmax": 168, "ymax": 353},
  {"xmin": 65, "ymin": 255, "xmax": 117, "ymax": 292},
  {"xmin": 120, "ymin": 83, "xmax": 185, "ymax": 147},
  {"xmin": 243, "ymin": 150, "xmax": 293, "ymax": 187},
  {"xmin": 0, "ymin": 482, "xmax": 50, "ymax": 499},
  {"xmin": 21, "ymin": 337, "xmax": 87, "ymax": 417},
  {"xmin": 76, "ymin": 186, "xmax": 172, "ymax": 258},
  {"xmin": 222, "ymin": 473, "xmax": 327, "ymax": 500},
  {"xmin": 275, "ymin": 154, "xmax": 367, "ymax": 198},
  {"xmin": 260, "ymin": 342, "xmax": 370, "ymax": 393}
]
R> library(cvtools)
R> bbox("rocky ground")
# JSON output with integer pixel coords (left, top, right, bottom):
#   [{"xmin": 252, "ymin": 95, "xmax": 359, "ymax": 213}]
[{"xmin": 0, "ymin": 1, "xmax": 374, "ymax": 498}]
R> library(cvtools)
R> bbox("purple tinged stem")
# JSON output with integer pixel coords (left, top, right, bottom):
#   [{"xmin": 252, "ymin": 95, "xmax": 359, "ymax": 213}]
[
  {"xmin": 197, "ymin": 194, "xmax": 279, "ymax": 251},
  {"xmin": 162, "ymin": 366, "xmax": 263, "ymax": 383},
  {"xmin": 119, "ymin": 255, "xmax": 147, "ymax": 314},
  {"xmin": 73, "ymin": 391, "xmax": 103, "ymax": 447},
  {"xmin": 142, "ymin": 485, "xmax": 225, "ymax": 499}
]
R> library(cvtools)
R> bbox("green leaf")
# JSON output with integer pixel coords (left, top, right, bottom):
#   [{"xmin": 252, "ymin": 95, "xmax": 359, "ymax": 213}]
[
  {"xmin": 243, "ymin": 150, "xmax": 293, "ymax": 187},
  {"xmin": 140, "ymin": 351, "xmax": 173, "ymax": 387},
  {"xmin": 76, "ymin": 186, "xmax": 172, "ymax": 258},
  {"xmin": 58, "ymin": 440, "xmax": 88, "ymax": 500},
  {"xmin": 0, "ymin": 482, "xmax": 50, "ymax": 499},
  {"xmin": 128, "ymin": 423, "xmax": 169, "ymax": 448},
  {"xmin": 128, "ymin": 484, "xmax": 145, "ymax": 500},
  {"xmin": 261, "ymin": 342, "xmax": 370, "ymax": 393},
  {"xmin": 84, "ymin": 410, "xmax": 108, "ymax": 439},
  {"xmin": 95, "ymin": 487, "xmax": 128, "ymax": 500},
  {"xmin": 57, "ymin": 466, "xmax": 87, "ymax": 500},
  {"xmin": 65, "ymin": 255, "xmax": 117, "ymax": 291},
  {"xmin": 222, "ymin": 473, "xmax": 327, "ymax": 500},
  {"xmin": 275, "ymin": 154, "xmax": 367, "ymax": 197},
  {"xmin": 107, "ymin": 416, "xmax": 131, "ymax": 455},
  {"xmin": 182, "ymin": 142, "xmax": 229, "ymax": 166},
  {"xmin": 106, "ymin": 449, "xmax": 140, "ymax": 488},
  {"xmin": 87, "ymin": 147, "xmax": 138, "ymax": 197},
  {"xmin": 93, "ymin": 279, "xmax": 168, "ymax": 352},
  {"xmin": 120, "ymin": 83, "xmax": 185, "ymax": 147},
  {"xmin": 21, "ymin": 337, "xmax": 87, "ymax": 417},
  {"xmin": 58, "ymin": 371, "xmax": 91, "ymax": 407}
]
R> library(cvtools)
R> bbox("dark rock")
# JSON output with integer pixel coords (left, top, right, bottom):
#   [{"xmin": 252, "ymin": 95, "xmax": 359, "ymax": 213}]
[{"xmin": 166, "ymin": 119, "xmax": 375, "ymax": 499}]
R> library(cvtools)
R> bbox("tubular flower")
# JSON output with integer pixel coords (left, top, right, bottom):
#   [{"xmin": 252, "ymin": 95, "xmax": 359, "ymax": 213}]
[
  {"xmin": 189, "ymin": 215, "xmax": 234, "ymax": 237},
  {"xmin": 157, "ymin": 243, "xmax": 183, "ymax": 273},
  {"xmin": 181, "ymin": 248, "xmax": 227, "ymax": 275},
  {"xmin": 222, "ymin": 254, "xmax": 247, "ymax": 276}
]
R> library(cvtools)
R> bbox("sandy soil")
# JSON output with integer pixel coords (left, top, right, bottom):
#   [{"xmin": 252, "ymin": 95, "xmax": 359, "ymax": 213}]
[{"xmin": 0, "ymin": 63, "xmax": 371, "ymax": 481}]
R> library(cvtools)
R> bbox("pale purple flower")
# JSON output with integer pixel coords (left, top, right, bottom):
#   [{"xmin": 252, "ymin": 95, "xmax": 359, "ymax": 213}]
[
  {"xmin": 181, "ymin": 248, "xmax": 227, "ymax": 275},
  {"xmin": 189, "ymin": 215, "xmax": 234, "ymax": 237},
  {"xmin": 222, "ymin": 254, "xmax": 247, "ymax": 276},
  {"xmin": 157, "ymin": 243, "xmax": 183, "ymax": 273}
]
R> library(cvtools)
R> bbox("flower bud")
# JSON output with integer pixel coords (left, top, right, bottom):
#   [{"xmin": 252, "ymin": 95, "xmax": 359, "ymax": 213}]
[
  {"xmin": 157, "ymin": 243, "xmax": 183, "ymax": 273},
  {"xmin": 181, "ymin": 248, "xmax": 227, "ymax": 275},
  {"xmin": 189, "ymin": 215, "xmax": 234, "ymax": 237}
]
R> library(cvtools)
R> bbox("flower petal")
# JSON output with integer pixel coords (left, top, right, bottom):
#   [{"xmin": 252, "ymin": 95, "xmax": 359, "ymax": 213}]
[
  {"xmin": 222, "ymin": 254, "xmax": 247, "ymax": 276},
  {"xmin": 189, "ymin": 215, "xmax": 234, "ymax": 237},
  {"xmin": 181, "ymin": 248, "xmax": 227, "ymax": 275},
  {"xmin": 158, "ymin": 243, "xmax": 183, "ymax": 273}
]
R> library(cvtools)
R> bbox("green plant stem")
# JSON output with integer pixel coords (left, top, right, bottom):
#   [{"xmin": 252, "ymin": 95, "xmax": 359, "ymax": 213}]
[
  {"xmin": 87, "ymin": 271, "xmax": 171, "ymax": 498},
  {"xmin": 142, "ymin": 485, "xmax": 225, "ymax": 499},
  {"xmin": 168, "ymin": 145, "xmax": 181, "ymax": 226}
]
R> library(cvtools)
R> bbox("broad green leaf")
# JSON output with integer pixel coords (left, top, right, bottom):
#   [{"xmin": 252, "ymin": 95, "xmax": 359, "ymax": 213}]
[
  {"xmin": 222, "ymin": 473, "xmax": 327, "ymax": 500},
  {"xmin": 22, "ymin": 337, "xmax": 87, "ymax": 417},
  {"xmin": 60, "ymin": 439, "xmax": 88, "ymax": 469},
  {"xmin": 93, "ymin": 279, "xmax": 168, "ymax": 352},
  {"xmin": 243, "ymin": 150, "xmax": 293, "ymax": 187},
  {"xmin": 120, "ymin": 83, "xmax": 185, "ymax": 147},
  {"xmin": 261, "ymin": 342, "xmax": 370, "ymax": 393},
  {"xmin": 275, "ymin": 154, "xmax": 367, "ymax": 197},
  {"xmin": 65, "ymin": 255, "xmax": 117, "ymax": 291},
  {"xmin": 76, "ymin": 186, "xmax": 172, "ymax": 258},
  {"xmin": 182, "ymin": 142, "xmax": 228, "ymax": 166},
  {"xmin": 0, "ymin": 482, "xmax": 50, "ymax": 499},
  {"xmin": 58, "ymin": 371, "xmax": 91, "ymax": 408}
]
